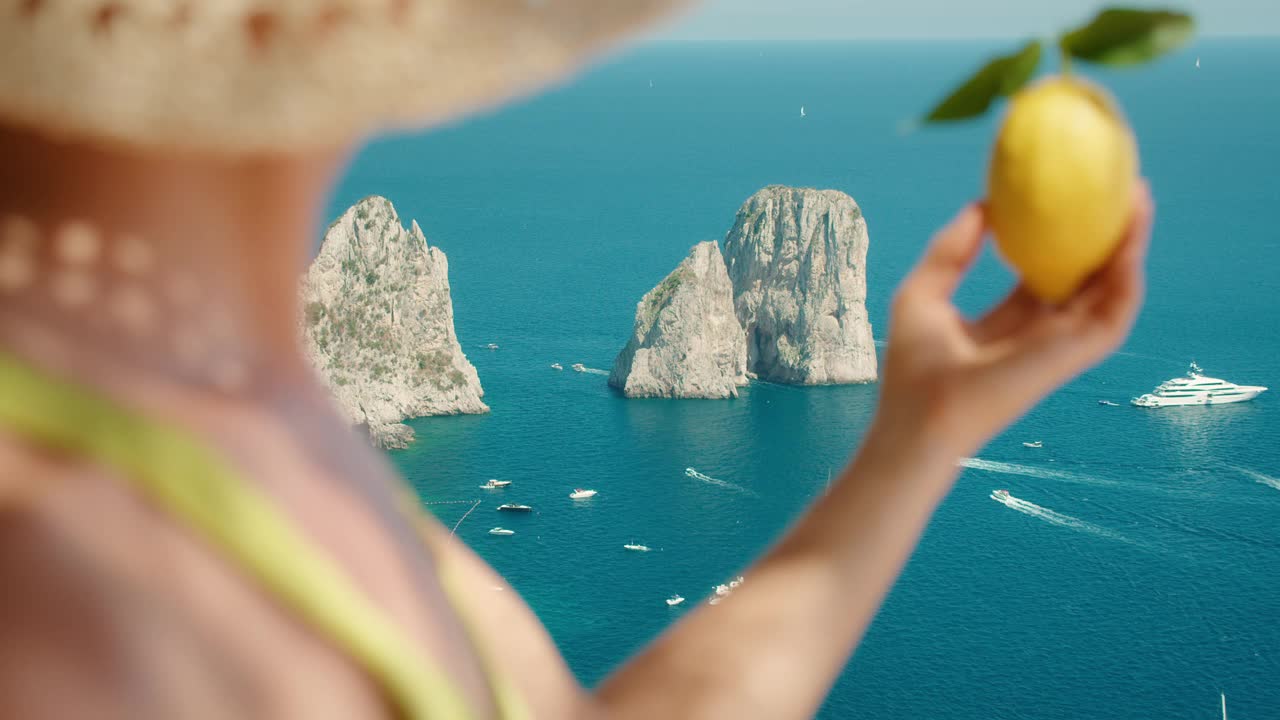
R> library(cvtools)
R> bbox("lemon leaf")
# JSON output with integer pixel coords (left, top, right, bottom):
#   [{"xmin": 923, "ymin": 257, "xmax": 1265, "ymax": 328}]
[
  {"xmin": 1061, "ymin": 8, "xmax": 1195, "ymax": 67},
  {"xmin": 923, "ymin": 41, "xmax": 1042, "ymax": 123}
]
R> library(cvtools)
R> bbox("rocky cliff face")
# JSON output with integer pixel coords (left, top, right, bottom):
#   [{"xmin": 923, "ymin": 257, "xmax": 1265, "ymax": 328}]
[
  {"xmin": 300, "ymin": 196, "xmax": 487, "ymax": 448},
  {"xmin": 609, "ymin": 241, "xmax": 748, "ymax": 398},
  {"xmin": 723, "ymin": 186, "xmax": 877, "ymax": 385}
]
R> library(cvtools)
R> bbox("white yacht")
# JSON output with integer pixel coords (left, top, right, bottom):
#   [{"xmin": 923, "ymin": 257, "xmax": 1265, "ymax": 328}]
[
  {"xmin": 488, "ymin": 527, "xmax": 515, "ymax": 536},
  {"xmin": 550, "ymin": 363, "xmax": 563, "ymax": 370},
  {"xmin": 569, "ymin": 488, "xmax": 597, "ymax": 499},
  {"xmin": 496, "ymin": 503, "xmax": 533, "ymax": 512},
  {"xmin": 1022, "ymin": 441, "xmax": 1043, "ymax": 449},
  {"xmin": 1132, "ymin": 363, "xmax": 1267, "ymax": 408},
  {"xmin": 623, "ymin": 543, "xmax": 651, "ymax": 552},
  {"xmin": 991, "ymin": 489, "xmax": 1011, "ymax": 504},
  {"xmin": 571, "ymin": 363, "xmax": 587, "ymax": 372},
  {"xmin": 481, "ymin": 479, "xmax": 511, "ymax": 489},
  {"xmin": 665, "ymin": 595, "xmax": 685, "ymax": 607}
]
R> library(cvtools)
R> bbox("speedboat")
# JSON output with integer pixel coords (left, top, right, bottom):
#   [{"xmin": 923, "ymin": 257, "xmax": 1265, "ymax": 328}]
[
  {"xmin": 569, "ymin": 488, "xmax": 597, "ymax": 499},
  {"xmin": 666, "ymin": 595, "xmax": 685, "ymax": 607},
  {"xmin": 1098, "ymin": 400, "xmax": 1121, "ymax": 407},
  {"xmin": 991, "ymin": 489, "xmax": 1011, "ymax": 503},
  {"xmin": 571, "ymin": 363, "xmax": 587, "ymax": 372},
  {"xmin": 486, "ymin": 343, "xmax": 499, "ymax": 350},
  {"xmin": 623, "ymin": 543, "xmax": 651, "ymax": 552},
  {"xmin": 714, "ymin": 584, "xmax": 731, "ymax": 597},
  {"xmin": 1132, "ymin": 362, "xmax": 1267, "ymax": 408},
  {"xmin": 481, "ymin": 479, "xmax": 511, "ymax": 489},
  {"xmin": 496, "ymin": 504, "xmax": 533, "ymax": 512},
  {"xmin": 1022, "ymin": 441, "xmax": 1043, "ymax": 449},
  {"xmin": 550, "ymin": 363, "xmax": 563, "ymax": 370},
  {"xmin": 488, "ymin": 528, "xmax": 515, "ymax": 536}
]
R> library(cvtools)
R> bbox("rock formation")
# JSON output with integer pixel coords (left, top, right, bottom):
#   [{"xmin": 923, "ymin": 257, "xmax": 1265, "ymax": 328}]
[
  {"xmin": 609, "ymin": 241, "xmax": 748, "ymax": 398},
  {"xmin": 300, "ymin": 196, "xmax": 487, "ymax": 448},
  {"xmin": 610, "ymin": 185, "xmax": 877, "ymax": 397},
  {"xmin": 723, "ymin": 186, "xmax": 877, "ymax": 385}
]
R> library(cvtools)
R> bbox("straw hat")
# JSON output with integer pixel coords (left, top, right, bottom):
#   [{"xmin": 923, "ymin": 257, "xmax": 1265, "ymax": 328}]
[{"xmin": 0, "ymin": 0, "xmax": 689, "ymax": 154}]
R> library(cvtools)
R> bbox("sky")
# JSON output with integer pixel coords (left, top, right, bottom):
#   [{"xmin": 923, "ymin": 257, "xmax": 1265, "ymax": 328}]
[{"xmin": 657, "ymin": 0, "xmax": 1280, "ymax": 41}]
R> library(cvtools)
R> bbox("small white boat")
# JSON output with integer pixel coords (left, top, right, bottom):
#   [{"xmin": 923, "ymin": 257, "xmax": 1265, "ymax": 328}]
[
  {"xmin": 666, "ymin": 595, "xmax": 685, "ymax": 607},
  {"xmin": 991, "ymin": 489, "xmax": 1011, "ymax": 503},
  {"xmin": 728, "ymin": 576, "xmax": 744, "ymax": 589},
  {"xmin": 708, "ymin": 597, "xmax": 723, "ymax": 606},
  {"xmin": 1196, "ymin": 57, "xmax": 1201, "ymax": 69},
  {"xmin": 488, "ymin": 527, "xmax": 515, "ymax": 536},
  {"xmin": 1022, "ymin": 441, "xmax": 1043, "ymax": 449},
  {"xmin": 497, "ymin": 504, "xmax": 533, "ymax": 512},
  {"xmin": 571, "ymin": 363, "xmax": 587, "ymax": 372},
  {"xmin": 623, "ymin": 543, "xmax": 651, "ymax": 552},
  {"xmin": 1098, "ymin": 400, "xmax": 1121, "ymax": 407},
  {"xmin": 800, "ymin": 105, "xmax": 806, "ymax": 117},
  {"xmin": 569, "ymin": 488, "xmax": 597, "ymax": 499},
  {"xmin": 714, "ymin": 584, "xmax": 731, "ymax": 597},
  {"xmin": 481, "ymin": 479, "xmax": 511, "ymax": 489},
  {"xmin": 485, "ymin": 343, "xmax": 499, "ymax": 350},
  {"xmin": 550, "ymin": 363, "xmax": 563, "ymax": 370}
]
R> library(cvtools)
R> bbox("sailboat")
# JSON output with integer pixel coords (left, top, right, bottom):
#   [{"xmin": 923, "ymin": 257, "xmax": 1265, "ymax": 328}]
[
  {"xmin": 1196, "ymin": 57, "xmax": 1202, "ymax": 69},
  {"xmin": 800, "ymin": 105, "xmax": 806, "ymax": 118}
]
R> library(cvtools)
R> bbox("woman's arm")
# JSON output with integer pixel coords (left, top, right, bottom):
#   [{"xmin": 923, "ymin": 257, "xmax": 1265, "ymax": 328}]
[{"xmin": 598, "ymin": 186, "xmax": 1153, "ymax": 719}]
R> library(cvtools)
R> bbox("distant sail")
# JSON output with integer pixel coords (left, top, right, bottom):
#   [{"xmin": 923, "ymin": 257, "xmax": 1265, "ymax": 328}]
[
  {"xmin": 800, "ymin": 105, "xmax": 806, "ymax": 117},
  {"xmin": 1196, "ymin": 57, "xmax": 1201, "ymax": 69}
]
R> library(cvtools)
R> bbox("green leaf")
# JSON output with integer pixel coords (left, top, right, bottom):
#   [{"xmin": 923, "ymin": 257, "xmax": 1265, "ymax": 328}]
[
  {"xmin": 923, "ymin": 41, "xmax": 1042, "ymax": 123},
  {"xmin": 1061, "ymin": 7, "xmax": 1195, "ymax": 67}
]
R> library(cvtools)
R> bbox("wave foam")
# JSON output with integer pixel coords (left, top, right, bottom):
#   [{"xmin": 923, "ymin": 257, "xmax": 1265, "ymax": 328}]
[
  {"xmin": 960, "ymin": 458, "xmax": 1116, "ymax": 487},
  {"xmin": 684, "ymin": 467, "xmax": 759, "ymax": 497},
  {"xmin": 991, "ymin": 491, "xmax": 1131, "ymax": 544},
  {"xmin": 1232, "ymin": 466, "xmax": 1280, "ymax": 492}
]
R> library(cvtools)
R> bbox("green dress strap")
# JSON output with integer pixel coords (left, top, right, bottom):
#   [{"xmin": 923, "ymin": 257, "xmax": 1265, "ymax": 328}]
[{"xmin": 0, "ymin": 351, "xmax": 517, "ymax": 720}]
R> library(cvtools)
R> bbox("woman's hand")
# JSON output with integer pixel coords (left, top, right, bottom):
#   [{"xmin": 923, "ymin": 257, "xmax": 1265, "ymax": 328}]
[{"xmin": 875, "ymin": 181, "xmax": 1154, "ymax": 459}]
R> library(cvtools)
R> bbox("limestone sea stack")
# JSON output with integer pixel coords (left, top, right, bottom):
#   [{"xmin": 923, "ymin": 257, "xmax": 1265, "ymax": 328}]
[
  {"xmin": 609, "ymin": 241, "xmax": 748, "ymax": 398},
  {"xmin": 300, "ymin": 196, "xmax": 487, "ymax": 449},
  {"xmin": 723, "ymin": 186, "xmax": 877, "ymax": 385}
]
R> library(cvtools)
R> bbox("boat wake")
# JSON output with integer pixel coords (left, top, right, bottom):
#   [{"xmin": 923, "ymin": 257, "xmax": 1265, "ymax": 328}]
[
  {"xmin": 960, "ymin": 458, "xmax": 1117, "ymax": 488},
  {"xmin": 991, "ymin": 491, "xmax": 1132, "ymax": 545},
  {"xmin": 1232, "ymin": 466, "xmax": 1280, "ymax": 492},
  {"xmin": 684, "ymin": 467, "xmax": 759, "ymax": 497},
  {"xmin": 579, "ymin": 366, "xmax": 609, "ymax": 376}
]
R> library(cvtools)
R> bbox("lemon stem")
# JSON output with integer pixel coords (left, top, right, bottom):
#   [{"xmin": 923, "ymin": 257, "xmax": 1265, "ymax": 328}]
[{"xmin": 1059, "ymin": 38, "xmax": 1073, "ymax": 76}]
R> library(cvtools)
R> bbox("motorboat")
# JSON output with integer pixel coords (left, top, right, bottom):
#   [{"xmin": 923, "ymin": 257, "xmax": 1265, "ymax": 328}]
[
  {"xmin": 486, "ymin": 343, "xmax": 499, "ymax": 350},
  {"xmin": 569, "ymin": 488, "xmax": 597, "ymax": 499},
  {"xmin": 666, "ymin": 595, "xmax": 685, "ymax": 607},
  {"xmin": 571, "ymin": 363, "xmax": 587, "ymax": 372},
  {"xmin": 1022, "ymin": 441, "xmax": 1043, "ymax": 449},
  {"xmin": 623, "ymin": 543, "xmax": 651, "ymax": 552},
  {"xmin": 496, "ymin": 504, "xmax": 533, "ymax": 512},
  {"xmin": 708, "ymin": 597, "xmax": 722, "ymax": 606},
  {"xmin": 1132, "ymin": 362, "xmax": 1267, "ymax": 408},
  {"xmin": 488, "ymin": 528, "xmax": 515, "ymax": 536},
  {"xmin": 728, "ymin": 576, "xmax": 744, "ymax": 589},
  {"xmin": 481, "ymin": 479, "xmax": 511, "ymax": 489},
  {"xmin": 1098, "ymin": 400, "xmax": 1121, "ymax": 406},
  {"xmin": 550, "ymin": 363, "xmax": 563, "ymax": 370},
  {"xmin": 714, "ymin": 584, "xmax": 731, "ymax": 597},
  {"xmin": 991, "ymin": 489, "xmax": 1011, "ymax": 503}
]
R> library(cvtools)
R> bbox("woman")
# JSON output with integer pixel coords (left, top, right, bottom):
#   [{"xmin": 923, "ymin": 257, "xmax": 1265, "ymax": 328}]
[{"xmin": 0, "ymin": 2, "xmax": 1152, "ymax": 719}]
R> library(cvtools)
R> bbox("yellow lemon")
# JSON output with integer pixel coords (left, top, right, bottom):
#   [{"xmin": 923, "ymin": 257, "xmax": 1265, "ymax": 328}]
[{"xmin": 987, "ymin": 75, "xmax": 1139, "ymax": 303}]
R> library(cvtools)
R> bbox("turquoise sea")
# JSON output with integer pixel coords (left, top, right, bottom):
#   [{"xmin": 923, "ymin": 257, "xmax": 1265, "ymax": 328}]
[{"xmin": 328, "ymin": 40, "xmax": 1280, "ymax": 718}]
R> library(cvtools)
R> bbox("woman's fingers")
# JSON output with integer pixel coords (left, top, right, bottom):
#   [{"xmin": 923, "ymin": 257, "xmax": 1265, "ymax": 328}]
[
  {"xmin": 968, "ymin": 285, "xmax": 1042, "ymax": 343},
  {"xmin": 901, "ymin": 203, "xmax": 987, "ymax": 301},
  {"xmin": 981, "ymin": 181, "xmax": 1155, "ymax": 380}
]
